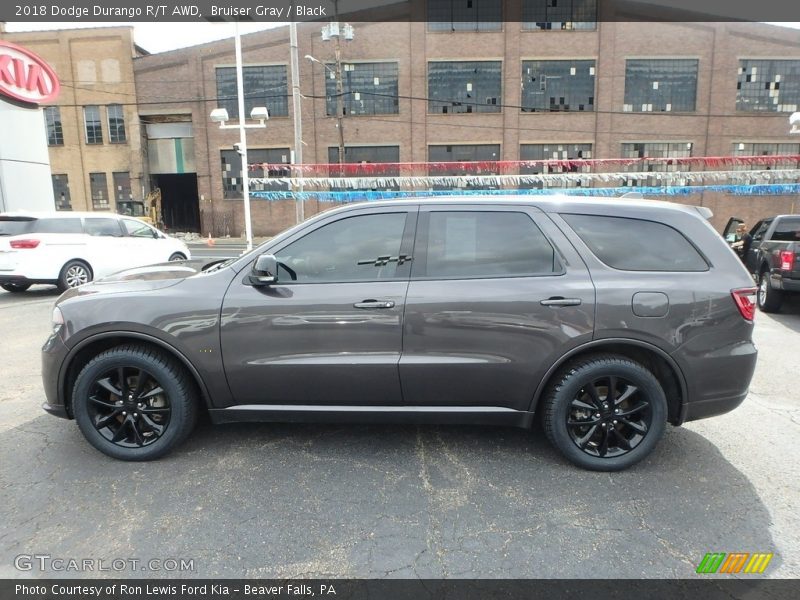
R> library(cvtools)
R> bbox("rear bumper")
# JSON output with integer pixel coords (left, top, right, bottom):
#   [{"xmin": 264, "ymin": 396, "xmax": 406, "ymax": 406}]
[
  {"xmin": 777, "ymin": 277, "xmax": 800, "ymax": 293},
  {"xmin": 676, "ymin": 341, "xmax": 758, "ymax": 425}
]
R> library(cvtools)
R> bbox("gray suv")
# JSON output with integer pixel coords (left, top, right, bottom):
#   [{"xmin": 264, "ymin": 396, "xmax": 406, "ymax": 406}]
[{"xmin": 41, "ymin": 197, "xmax": 758, "ymax": 470}]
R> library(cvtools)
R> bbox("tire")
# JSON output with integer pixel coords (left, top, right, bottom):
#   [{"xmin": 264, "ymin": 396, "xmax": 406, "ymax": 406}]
[
  {"xmin": 1, "ymin": 283, "xmax": 31, "ymax": 293},
  {"xmin": 72, "ymin": 344, "xmax": 198, "ymax": 461},
  {"xmin": 57, "ymin": 260, "xmax": 92, "ymax": 291},
  {"xmin": 169, "ymin": 252, "xmax": 187, "ymax": 262},
  {"xmin": 541, "ymin": 354, "xmax": 667, "ymax": 472},
  {"xmin": 757, "ymin": 270, "xmax": 783, "ymax": 313}
]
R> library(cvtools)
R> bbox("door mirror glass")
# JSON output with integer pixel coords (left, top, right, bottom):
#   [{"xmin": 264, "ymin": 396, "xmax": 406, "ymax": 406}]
[{"xmin": 249, "ymin": 253, "xmax": 278, "ymax": 286}]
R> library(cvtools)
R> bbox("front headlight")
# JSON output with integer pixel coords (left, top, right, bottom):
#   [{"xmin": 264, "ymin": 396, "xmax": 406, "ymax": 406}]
[{"xmin": 52, "ymin": 306, "xmax": 64, "ymax": 334}]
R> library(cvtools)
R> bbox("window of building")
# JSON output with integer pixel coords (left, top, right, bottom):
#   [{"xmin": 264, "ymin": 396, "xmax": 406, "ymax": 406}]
[
  {"xmin": 736, "ymin": 60, "xmax": 800, "ymax": 112},
  {"xmin": 623, "ymin": 59, "xmax": 698, "ymax": 112},
  {"xmin": 112, "ymin": 172, "xmax": 132, "ymax": 204},
  {"xmin": 326, "ymin": 145, "xmax": 400, "ymax": 190},
  {"xmin": 621, "ymin": 142, "xmax": 692, "ymax": 186},
  {"xmin": 107, "ymin": 104, "xmax": 126, "ymax": 143},
  {"xmin": 215, "ymin": 65, "xmax": 289, "ymax": 120},
  {"xmin": 221, "ymin": 148, "xmax": 291, "ymax": 199},
  {"xmin": 521, "ymin": 60, "xmax": 595, "ymax": 112},
  {"xmin": 428, "ymin": 144, "xmax": 501, "ymax": 190},
  {"xmin": 731, "ymin": 143, "xmax": 800, "ymax": 182},
  {"xmin": 44, "ymin": 107, "xmax": 63, "ymax": 146},
  {"xmin": 51, "ymin": 174, "xmax": 71, "ymax": 210},
  {"xmin": 83, "ymin": 106, "xmax": 103, "ymax": 144},
  {"xmin": 325, "ymin": 62, "xmax": 399, "ymax": 116},
  {"xmin": 428, "ymin": 61, "xmax": 502, "ymax": 114},
  {"xmin": 417, "ymin": 211, "xmax": 559, "ymax": 279},
  {"xmin": 427, "ymin": 0, "xmax": 502, "ymax": 32},
  {"xmin": 276, "ymin": 213, "xmax": 409, "ymax": 282},
  {"xmin": 89, "ymin": 172, "xmax": 109, "ymax": 210},
  {"xmin": 562, "ymin": 214, "xmax": 708, "ymax": 272},
  {"xmin": 522, "ymin": 0, "xmax": 597, "ymax": 31},
  {"xmin": 520, "ymin": 143, "xmax": 593, "ymax": 188}
]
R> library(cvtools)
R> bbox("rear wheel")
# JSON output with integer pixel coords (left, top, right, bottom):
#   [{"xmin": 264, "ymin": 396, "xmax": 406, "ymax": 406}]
[
  {"xmin": 542, "ymin": 354, "xmax": 667, "ymax": 471},
  {"xmin": 757, "ymin": 271, "xmax": 783, "ymax": 313},
  {"xmin": 1, "ymin": 283, "xmax": 31, "ymax": 293},
  {"xmin": 72, "ymin": 345, "xmax": 198, "ymax": 461},
  {"xmin": 58, "ymin": 260, "xmax": 92, "ymax": 291}
]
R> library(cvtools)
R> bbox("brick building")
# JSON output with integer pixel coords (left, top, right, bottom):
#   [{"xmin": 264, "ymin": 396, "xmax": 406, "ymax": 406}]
[{"xmin": 0, "ymin": 26, "xmax": 146, "ymax": 214}]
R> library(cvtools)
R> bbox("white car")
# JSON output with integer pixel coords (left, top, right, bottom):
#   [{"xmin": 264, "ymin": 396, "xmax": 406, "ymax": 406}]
[{"xmin": 0, "ymin": 212, "xmax": 191, "ymax": 293}]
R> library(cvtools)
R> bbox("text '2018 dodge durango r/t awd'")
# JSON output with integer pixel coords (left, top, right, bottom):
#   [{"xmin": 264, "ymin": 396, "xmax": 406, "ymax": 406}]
[{"xmin": 41, "ymin": 197, "xmax": 758, "ymax": 471}]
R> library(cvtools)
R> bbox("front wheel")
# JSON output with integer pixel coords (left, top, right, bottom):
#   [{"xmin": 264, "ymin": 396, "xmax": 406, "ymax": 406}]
[
  {"xmin": 757, "ymin": 271, "xmax": 783, "ymax": 313},
  {"xmin": 72, "ymin": 345, "xmax": 198, "ymax": 460},
  {"xmin": 169, "ymin": 252, "xmax": 187, "ymax": 262},
  {"xmin": 1, "ymin": 283, "xmax": 31, "ymax": 293},
  {"xmin": 541, "ymin": 354, "xmax": 667, "ymax": 471}
]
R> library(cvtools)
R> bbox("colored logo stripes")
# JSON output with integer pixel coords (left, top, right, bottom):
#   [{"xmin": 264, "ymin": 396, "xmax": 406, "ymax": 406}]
[{"xmin": 696, "ymin": 552, "xmax": 773, "ymax": 574}]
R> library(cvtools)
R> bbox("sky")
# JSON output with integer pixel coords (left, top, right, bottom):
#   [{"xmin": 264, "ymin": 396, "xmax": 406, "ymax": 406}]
[{"xmin": 3, "ymin": 21, "xmax": 799, "ymax": 54}]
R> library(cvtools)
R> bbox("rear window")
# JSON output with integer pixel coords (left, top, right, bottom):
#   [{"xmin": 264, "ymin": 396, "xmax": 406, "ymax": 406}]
[
  {"xmin": 772, "ymin": 218, "xmax": 800, "ymax": 242},
  {"xmin": 32, "ymin": 218, "xmax": 83, "ymax": 234},
  {"xmin": 562, "ymin": 214, "xmax": 708, "ymax": 272},
  {"xmin": 0, "ymin": 218, "xmax": 35, "ymax": 236}
]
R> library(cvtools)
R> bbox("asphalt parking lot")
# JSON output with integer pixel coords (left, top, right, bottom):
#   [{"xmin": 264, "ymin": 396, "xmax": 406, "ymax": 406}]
[{"xmin": 0, "ymin": 286, "xmax": 798, "ymax": 579}]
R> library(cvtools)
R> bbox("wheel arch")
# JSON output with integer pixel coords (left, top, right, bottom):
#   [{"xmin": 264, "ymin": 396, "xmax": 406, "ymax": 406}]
[
  {"xmin": 60, "ymin": 332, "xmax": 213, "ymax": 418},
  {"xmin": 530, "ymin": 339, "xmax": 688, "ymax": 426}
]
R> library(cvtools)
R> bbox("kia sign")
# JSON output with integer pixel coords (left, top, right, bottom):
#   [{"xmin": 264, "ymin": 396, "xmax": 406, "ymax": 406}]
[{"xmin": 0, "ymin": 41, "xmax": 60, "ymax": 105}]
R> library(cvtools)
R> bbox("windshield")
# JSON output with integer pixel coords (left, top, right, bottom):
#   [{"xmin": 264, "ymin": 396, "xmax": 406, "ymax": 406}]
[{"xmin": 0, "ymin": 218, "xmax": 35, "ymax": 236}]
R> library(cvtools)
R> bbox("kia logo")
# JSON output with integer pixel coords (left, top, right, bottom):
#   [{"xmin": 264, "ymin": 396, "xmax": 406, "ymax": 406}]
[{"xmin": 0, "ymin": 41, "xmax": 60, "ymax": 105}]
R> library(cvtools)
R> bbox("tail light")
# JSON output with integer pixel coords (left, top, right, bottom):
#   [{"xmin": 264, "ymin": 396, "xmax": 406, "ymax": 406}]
[
  {"xmin": 10, "ymin": 239, "xmax": 40, "ymax": 249},
  {"xmin": 779, "ymin": 250, "xmax": 795, "ymax": 271},
  {"xmin": 731, "ymin": 287, "xmax": 757, "ymax": 321}
]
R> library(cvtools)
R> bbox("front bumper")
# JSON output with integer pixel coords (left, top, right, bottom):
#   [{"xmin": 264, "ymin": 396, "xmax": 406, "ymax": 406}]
[{"xmin": 41, "ymin": 330, "xmax": 71, "ymax": 419}]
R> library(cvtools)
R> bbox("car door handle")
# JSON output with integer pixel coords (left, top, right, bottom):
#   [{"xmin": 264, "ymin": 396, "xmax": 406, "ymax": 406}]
[
  {"xmin": 540, "ymin": 297, "xmax": 582, "ymax": 307},
  {"xmin": 353, "ymin": 300, "xmax": 396, "ymax": 309}
]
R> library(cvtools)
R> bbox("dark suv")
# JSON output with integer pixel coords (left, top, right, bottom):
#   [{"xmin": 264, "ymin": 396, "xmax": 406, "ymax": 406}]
[{"xmin": 41, "ymin": 197, "xmax": 758, "ymax": 471}]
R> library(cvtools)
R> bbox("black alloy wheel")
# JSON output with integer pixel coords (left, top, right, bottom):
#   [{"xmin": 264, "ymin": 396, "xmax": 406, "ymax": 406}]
[
  {"xmin": 542, "ymin": 354, "xmax": 667, "ymax": 471},
  {"xmin": 566, "ymin": 375, "xmax": 651, "ymax": 458},
  {"xmin": 85, "ymin": 366, "xmax": 171, "ymax": 448},
  {"xmin": 73, "ymin": 345, "xmax": 198, "ymax": 460}
]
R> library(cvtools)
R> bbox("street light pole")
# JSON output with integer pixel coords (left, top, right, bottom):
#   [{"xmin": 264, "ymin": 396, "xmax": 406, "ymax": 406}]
[
  {"xmin": 333, "ymin": 4, "xmax": 345, "ymax": 165},
  {"xmin": 289, "ymin": 21, "xmax": 304, "ymax": 223},
  {"xmin": 234, "ymin": 20, "xmax": 254, "ymax": 252}
]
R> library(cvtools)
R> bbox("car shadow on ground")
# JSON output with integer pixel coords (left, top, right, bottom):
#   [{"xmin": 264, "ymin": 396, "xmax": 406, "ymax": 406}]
[
  {"xmin": 764, "ymin": 294, "xmax": 800, "ymax": 332},
  {"xmin": 0, "ymin": 414, "xmax": 779, "ymax": 578},
  {"xmin": 0, "ymin": 285, "xmax": 60, "ymax": 305}
]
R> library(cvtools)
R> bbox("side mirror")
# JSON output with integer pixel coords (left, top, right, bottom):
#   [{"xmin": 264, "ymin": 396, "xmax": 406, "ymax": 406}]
[{"xmin": 249, "ymin": 253, "xmax": 278, "ymax": 286}]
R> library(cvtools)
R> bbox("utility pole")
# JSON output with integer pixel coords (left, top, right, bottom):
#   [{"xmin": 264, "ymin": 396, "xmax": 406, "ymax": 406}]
[
  {"xmin": 234, "ymin": 20, "xmax": 253, "ymax": 251},
  {"xmin": 289, "ymin": 22, "xmax": 304, "ymax": 222},
  {"xmin": 333, "ymin": 0, "xmax": 346, "ymax": 165}
]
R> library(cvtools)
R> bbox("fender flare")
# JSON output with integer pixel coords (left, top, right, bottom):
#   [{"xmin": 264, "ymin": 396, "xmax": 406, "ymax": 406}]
[
  {"xmin": 528, "ymin": 337, "xmax": 690, "ymax": 424},
  {"xmin": 59, "ymin": 330, "xmax": 214, "ymax": 412}
]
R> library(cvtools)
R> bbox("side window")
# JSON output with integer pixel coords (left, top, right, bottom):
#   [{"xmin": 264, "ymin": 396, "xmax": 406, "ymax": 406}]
[
  {"xmin": 84, "ymin": 218, "xmax": 123, "ymax": 237},
  {"xmin": 563, "ymin": 214, "xmax": 708, "ymax": 272},
  {"xmin": 275, "ymin": 212, "xmax": 408, "ymax": 282},
  {"xmin": 751, "ymin": 220, "xmax": 771, "ymax": 242},
  {"xmin": 122, "ymin": 218, "xmax": 156, "ymax": 238},
  {"xmin": 417, "ymin": 211, "xmax": 559, "ymax": 279},
  {"xmin": 772, "ymin": 218, "xmax": 800, "ymax": 242},
  {"xmin": 32, "ymin": 218, "xmax": 82, "ymax": 234}
]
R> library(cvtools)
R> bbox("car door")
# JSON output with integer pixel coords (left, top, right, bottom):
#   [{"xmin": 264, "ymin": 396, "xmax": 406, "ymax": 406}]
[
  {"xmin": 82, "ymin": 217, "xmax": 128, "ymax": 278},
  {"xmin": 399, "ymin": 205, "xmax": 595, "ymax": 411},
  {"xmin": 220, "ymin": 206, "xmax": 417, "ymax": 406},
  {"xmin": 121, "ymin": 217, "xmax": 163, "ymax": 265},
  {"xmin": 745, "ymin": 219, "xmax": 771, "ymax": 274}
]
